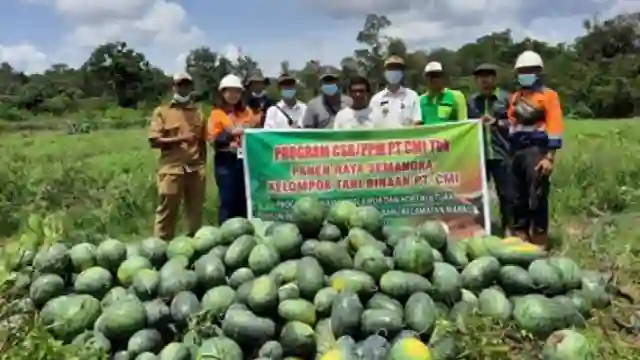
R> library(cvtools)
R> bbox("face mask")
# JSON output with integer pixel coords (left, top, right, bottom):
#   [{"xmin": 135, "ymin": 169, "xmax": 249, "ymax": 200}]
[
  {"xmin": 172, "ymin": 93, "xmax": 190, "ymax": 103},
  {"xmin": 384, "ymin": 70, "xmax": 403, "ymax": 84},
  {"xmin": 321, "ymin": 84, "xmax": 339, "ymax": 96},
  {"xmin": 517, "ymin": 74, "xmax": 537, "ymax": 87},
  {"xmin": 252, "ymin": 91, "xmax": 266, "ymax": 98},
  {"xmin": 281, "ymin": 89, "xmax": 296, "ymax": 99}
]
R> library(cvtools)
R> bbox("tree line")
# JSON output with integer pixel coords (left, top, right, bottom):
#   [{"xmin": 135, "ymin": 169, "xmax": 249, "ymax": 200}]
[{"xmin": 0, "ymin": 12, "xmax": 638, "ymax": 123}]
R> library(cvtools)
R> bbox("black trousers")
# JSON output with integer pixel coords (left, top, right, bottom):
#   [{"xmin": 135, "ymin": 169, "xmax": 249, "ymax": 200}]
[
  {"xmin": 510, "ymin": 146, "xmax": 550, "ymax": 234},
  {"xmin": 486, "ymin": 159, "xmax": 516, "ymax": 234}
]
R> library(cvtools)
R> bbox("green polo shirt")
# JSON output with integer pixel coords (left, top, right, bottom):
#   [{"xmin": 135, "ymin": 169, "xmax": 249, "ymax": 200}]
[{"xmin": 419, "ymin": 88, "xmax": 463, "ymax": 125}]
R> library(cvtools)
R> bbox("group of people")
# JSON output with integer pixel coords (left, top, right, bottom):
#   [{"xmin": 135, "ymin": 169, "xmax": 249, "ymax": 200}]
[{"xmin": 148, "ymin": 49, "xmax": 564, "ymax": 249}]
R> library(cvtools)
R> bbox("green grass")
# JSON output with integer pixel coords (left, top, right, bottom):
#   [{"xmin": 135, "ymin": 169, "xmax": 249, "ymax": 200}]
[{"xmin": 0, "ymin": 119, "xmax": 639, "ymax": 359}]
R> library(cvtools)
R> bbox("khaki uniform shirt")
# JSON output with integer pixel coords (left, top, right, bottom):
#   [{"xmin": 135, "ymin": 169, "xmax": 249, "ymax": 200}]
[{"xmin": 148, "ymin": 103, "xmax": 207, "ymax": 174}]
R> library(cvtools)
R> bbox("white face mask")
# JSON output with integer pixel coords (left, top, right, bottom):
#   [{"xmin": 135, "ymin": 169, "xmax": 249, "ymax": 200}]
[
  {"xmin": 252, "ymin": 91, "xmax": 266, "ymax": 97},
  {"xmin": 173, "ymin": 93, "xmax": 190, "ymax": 103}
]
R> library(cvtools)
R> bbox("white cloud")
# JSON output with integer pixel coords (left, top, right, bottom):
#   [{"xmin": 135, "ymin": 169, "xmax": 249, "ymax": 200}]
[
  {"xmin": 0, "ymin": 43, "xmax": 49, "ymax": 73},
  {"xmin": 25, "ymin": 0, "xmax": 152, "ymax": 19}
]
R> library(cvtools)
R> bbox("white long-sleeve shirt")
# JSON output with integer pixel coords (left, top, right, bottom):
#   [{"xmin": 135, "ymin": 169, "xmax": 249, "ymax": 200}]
[{"xmin": 263, "ymin": 100, "xmax": 307, "ymax": 129}]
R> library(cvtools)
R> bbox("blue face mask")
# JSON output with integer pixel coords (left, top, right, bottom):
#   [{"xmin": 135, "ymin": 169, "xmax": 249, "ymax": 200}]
[
  {"xmin": 321, "ymin": 84, "xmax": 339, "ymax": 96},
  {"xmin": 384, "ymin": 70, "xmax": 403, "ymax": 84},
  {"xmin": 281, "ymin": 89, "xmax": 296, "ymax": 99},
  {"xmin": 517, "ymin": 74, "xmax": 537, "ymax": 87}
]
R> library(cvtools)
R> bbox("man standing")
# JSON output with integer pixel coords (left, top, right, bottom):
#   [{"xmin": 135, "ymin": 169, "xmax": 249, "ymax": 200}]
[
  {"xmin": 264, "ymin": 73, "xmax": 307, "ymax": 129},
  {"xmin": 148, "ymin": 72, "xmax": 206, "ymax": 240},
  {"xmin": 369, "ymin": 55, "xmax": 421, "ymax": 127},
  {"xmin": 334, "ymin": 75, "xmax": 384, "ymax": 129},
  {"xmin": 419, "ymin": 61, "xmax": 467, "ymax": 125},
  {"xmin": 300, "ymin": 66, "xmax": 352, "ymax": 129},
  {"xmin": 245, "ymin": 69, "xmax": 275, "ymax": 126},
  {"xmin": 468, "ymin": 63, "xmax": 516, "ymax": 235}
]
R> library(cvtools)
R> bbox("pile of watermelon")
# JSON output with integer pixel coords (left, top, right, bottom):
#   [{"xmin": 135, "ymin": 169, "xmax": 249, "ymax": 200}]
[{"xmin": 4, "ymin": 197, "xmax": 609, "ymax": 359}]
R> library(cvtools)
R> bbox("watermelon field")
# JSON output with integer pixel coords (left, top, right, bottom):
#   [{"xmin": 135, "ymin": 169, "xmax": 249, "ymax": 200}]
[{"xmin": 0, "ymin": 119, "xmax": 639, "ymax": 359}]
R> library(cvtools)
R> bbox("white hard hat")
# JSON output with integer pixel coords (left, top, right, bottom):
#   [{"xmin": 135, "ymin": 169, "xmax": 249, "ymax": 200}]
[
  {"xmin": 172, "ymin": 71, "xmax": 192, "ymax": 82},
  {"xmin": 514, "ymin": 50, "xmax": 543, "ymax": 69},
  {"xmin": 424, "ymin": 61, "xmax": 444, "ymax": 73},
  {"xmin": 218, "ymin": 74, "xmax": 244, "ymax": 90}
]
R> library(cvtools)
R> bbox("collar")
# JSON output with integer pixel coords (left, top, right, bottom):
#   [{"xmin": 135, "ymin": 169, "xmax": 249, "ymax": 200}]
[
  {"xmin": 383, "ymin": 86, "xmax": 406, "ymax": 96},
  {"xmin": 169, "ymin": 101, "xmax": 195, "ymax": 109},
  {"xmin": 424, "ymin": 87, "xmax": 449, "ymax": 98},
  {"xmin": 472, "ymin": 87, "xmax": 501, "ymax": 100},
  {"xmin": 277, "ymin": 100, "xmax": 301, "ymax": 110}
]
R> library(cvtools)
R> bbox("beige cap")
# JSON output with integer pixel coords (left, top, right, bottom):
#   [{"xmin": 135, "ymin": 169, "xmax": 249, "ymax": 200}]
[
  {"xmin": 384, "ymin": 55, "xmax": 405, "ymax": 66},
  {"xmin": 172, "ymin": 71, "xmax": 193, "ymax": 82}
]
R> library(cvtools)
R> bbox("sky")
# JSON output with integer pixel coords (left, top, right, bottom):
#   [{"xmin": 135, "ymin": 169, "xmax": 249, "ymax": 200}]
[{"xmin": 0, "ymin": 0, "xmax": 637, "ymax": 75}]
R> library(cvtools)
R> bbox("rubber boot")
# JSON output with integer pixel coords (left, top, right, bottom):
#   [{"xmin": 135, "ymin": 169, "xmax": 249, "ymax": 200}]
[{"xmin": 530, "ymin": 232, "xmax": 549, "ymax": 250}]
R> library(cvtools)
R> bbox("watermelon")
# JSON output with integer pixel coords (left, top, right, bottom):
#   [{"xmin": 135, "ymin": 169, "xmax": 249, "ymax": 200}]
[
  {"xmin": 101, "ymin": 286, "xmax": 137, "ymax": 308},
  {"xmin": 69, "ymin": 243, "xmax": 97, "ymax": 272},
  {"xmin": 490, "ymin": 242, "xmax": 546, "ymax": 266},
  {"xmin": 258, "ymin": 340, "xmax": 284, "ymax": 359},
  {"xmin": 330, "ymin": 291, "xmax": 363, "ymax": 337},
  {"xmin": 329, "ymin": 270, "xmax": 377, "ymax": 296},
  {"xmin": 279, "ymin": 283, "xmax": 301, "ymax": 301},
  {"xmin": 279, "ymin": 321, "xmax": 316, "ymax": 358},
  {"xmin": 379, "ymin": 271, "xmax": 432, "ymax": 299},
  {"xmin": 158, "ymin": 270, "xmax": 197, "ymax": 299},
  {"xmin": 166, "ymin": 236, "xmax": 195, "ymax": 260},
  {"xmin": 366, "ymin": 293, "xmax": 404, "ymax": 318},
  {"xmin": 296, "ymin": 257, "xmax": 325, "ymax": 299},
  {"xmin": 442, "ymin": 240, "xmax": 469, "ymax": 269},
  {"xmin": 71, "ymin": 330, "xmax": 112, "ymax": 353},
  {"xmin": 96, "ymin": 239, "xmax": 127, "ymax": 271},
  {"xmin": 313, "ymin": 241, "xmax": 354, "ymax": 272},
  {"xmin": 460, "ymin": 256, "xmax": 501, "ymax": 291},
  {"xmin": 126, "ymin": 243, "xmax": 141, "ymax": 259},
  {"xmin": 388, "ymin": 336, "xmax": 431, "ymax": 360},
  {"xmin": 221, "ymin": 309, "xmax": 277, "ymax": 345},
  {"xmin": 278, "ymin": 299, "xmax": 317, "ymax": 325},
  {"xmin": 430, "ymin": 262, "xmax": 462, "ymax": 304},
  {"xmin": 170, "ymin": 291, "xmax": 201, "ymax": 325},
  {"xmin": 500, "ymin": 265, "xmax": 536, "ymax": 295},
  {"xmin": 327, "ymin": 200, "xmax": 358, "ymax": 233},
  {"xmin": 416, "ymin": 220, "xmax": 448, "ymax": 249},
  {"xmin": 404, "ymin": 292, "xmax": 437, "ymax": 336},
  {"xmin": 40, "ymin": 294, "xmax": 102, "ymax": 341},
  {"xmin": 192, "ymin": 226, "xmax": 223, "ymax": 255},
  {"xmin": 117, "ymin": 256, "xmax": 153, "ymax": 287},
  {"xmin": 580, "ymin": 271, "xmax": 611, "ymax": 309},
  {"xmin": 224, "ymin": 235, "xmax": 257, "ymax": 268},
  {"xmin": 547, "ymin": 256, "xmax": 582, "ymax": 291},
  {"xmin": 360, "ymin": 309, "xmax": 403, "ymax": 336},
  {"xmin": 131, "ymin": 269, "xmax": 160, "ymax": 300},
  {"xmin": 220, "ymin": 217, "xmax": 255, "ymax": 244},
  {"xmin": 201, "ymin": 285, "xmax": 236, "ymax": 318},
  {"xmin": 346, "ymin": 228, "xmax": 387, "ymax": 253},
  {"xmin": 144, "ymin": 299, "xmax": 171, "ymax": 328},
  {"xmin": 542, "ymin": 329, "xmax": 594, "ymax": 359},
  {"xmin": 196, "ymin": 336, "xmax": 243, "ymax": 360},
  {"xmin": 478, "ymin": 287, "xmax": 512, "ymax": 321},
  {"xmin": 246, "ymin": 275, "xmax": 279, "ymax": 314},
  {"xmin": 291, "ymin": 197, "xmax": 326, "ymax": 236},
  {"xmin": 248, "ymin": 242, "xmax": 280, "ymax": 274},
  {"xmin": 101, "ymin": 299, "xmax": 147, "ymax": 340},
  {"xmin": 159, "ymin": 256, "xmax": 189, "ymax": 277},
  {"xmin": 193, "ymin": 254, "xmax": 226, "ymax": 288},
  {"xmin": 139, "ymin": 237, "xmax": 168, "ymax": 265},
  {"xmin": 318, "ymin": 223, "xmax": 342, "ymax": 242},
  {"xmin": 33, "ymin": 243, "xmax": 69, "ymax": 275},
  {"xmin": 354, "ymin": 246, "xmax": 393, "ymax": 280},
  {"xmin": 135, "ymin": 352, "xmax": 158, "ymax": 360},
  {"xmin": 314, "ymin": 287, "xmax": 338, "ymax": 316},
  {"xmin": 393, "ymin": 235, "xmax": 435, "ymax": 275},
  {"xmin": 29, "ymin": 274, "xmax": 65, "ymax": 306},
  {"xmin": 270, "ymin": 260, "xmax": 298, "ymax": 284},
  {"xmin": 74, "ymin": 266, "xmax": 113, "ymax": 298},
  {"xmin": 127, "ymin": 329, "xmax": 164, "ymax": 356},
  {"xmin": 528, "ymin": 259, "xmax": 565, "ymax": 295},
  {"xmin": 269, "ymin": 223, "xmax": 303, "ymax": 259},
  {"xmin": 228, "ymin": 267, "xmax": 255, "ymax": 288},
  {"xmin": 348, "ymin": 206, "xmax": 382, "ymax": 234},
  {"xmin": 158, "ymin": 342, "xmax": 191, "ymax": 360},
  {"xmin": 512, "ymin": 295, "xmax": 574, "ymax": 337}
]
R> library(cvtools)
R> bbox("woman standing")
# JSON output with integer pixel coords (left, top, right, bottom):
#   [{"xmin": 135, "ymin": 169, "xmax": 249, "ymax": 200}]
[{"xmin": 208, "ymin": 74, "xmax": 258, "ymax": 223}]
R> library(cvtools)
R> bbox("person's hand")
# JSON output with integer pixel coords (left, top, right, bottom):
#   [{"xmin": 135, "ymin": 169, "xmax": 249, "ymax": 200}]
[
  {"xmin": 480, "ymin": 115, "xmax": 496, "ymax": 124},
  {"xmin": 231, "ymin": 127, "xmax": 244, "ymax": 136},
  {"xmin": 535, "ymin": 157, "xmax": 554, "ymax": 176}
]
